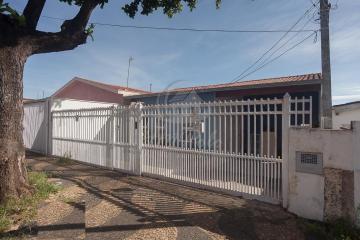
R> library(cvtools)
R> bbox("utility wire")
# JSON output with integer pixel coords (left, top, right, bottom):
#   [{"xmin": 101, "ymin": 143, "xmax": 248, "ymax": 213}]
[
  {"xmin": 41, "ymin": 15, "xmax": 318, "ymax": 33},
  {"xmin": 252, "ymin": 14, "xmax": 316, "ymax": 75},
  {"xmin": 229, "ymin": 1, "xmax": 319, "ymax": 83},
  {"xmin": 233, "ymin": 31, "xmax": 317, "ymax": 83}
]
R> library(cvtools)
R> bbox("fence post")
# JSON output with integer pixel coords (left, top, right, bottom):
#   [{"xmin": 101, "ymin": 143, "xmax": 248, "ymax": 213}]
[
  {"xmin": 282, "ymin": 93, "xmax": 291, "ymax": 208},
  {"xmin": 46, "ymin": 97, "xmax": 52, "ymax": 156},
  {"xmin": 106, "ymin": 107, "xmax": 115, "ymax": 169},
  {"xmin": 136, "ymin": 102, "xmax": 143, "ymax": 176},
  {"xmin": 111, "ymin": 106, "xmax": 116, "ymax": 170}
]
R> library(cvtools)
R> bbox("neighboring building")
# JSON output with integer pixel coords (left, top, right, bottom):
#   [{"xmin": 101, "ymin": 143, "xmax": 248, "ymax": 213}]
[
  {"xmin": 332, "ymin": 101, "xmax": 360, "ymax": 129},
  {"xmin": 51, "ymin": 77, "xmax": 148, "ymax": 110},
  {"xmin": 127, "ymin": 73, "xmax": 322, "ymax": 127}
]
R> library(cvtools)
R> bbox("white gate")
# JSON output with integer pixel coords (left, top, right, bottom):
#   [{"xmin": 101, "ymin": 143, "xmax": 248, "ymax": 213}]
[
  {"xmin": 23, "ymin": 99, "xmax": 51, "ymax": 154},
  {"xmin": 52, "ymin": 104, "xmax": 142, "ymax": 173},
  {"xmin": 50, "ymin": 95, "xmax": 312, "ymax": 204},
  {"xmin": 52, "ymin": 108, "xmax": 113, "ymax": 167}
]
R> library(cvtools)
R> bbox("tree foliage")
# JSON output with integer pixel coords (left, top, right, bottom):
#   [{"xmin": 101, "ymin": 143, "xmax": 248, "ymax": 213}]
[
  {"xmin": 0, "ymin": 0, "xmax": 221, "ymax": 55},
  {"xmin": 58, "ymin": 0, "xmax": 221, "ymax": 18}
]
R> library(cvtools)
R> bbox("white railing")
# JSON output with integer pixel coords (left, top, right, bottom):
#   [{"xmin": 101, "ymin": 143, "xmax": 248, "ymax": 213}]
[
  {"xmin": 50, "ymin": 94, "xmax": 313, "ymax": 204},
  {"xmin": 142, "ymin": 146, "xmax": 282, "ymax": 201}
]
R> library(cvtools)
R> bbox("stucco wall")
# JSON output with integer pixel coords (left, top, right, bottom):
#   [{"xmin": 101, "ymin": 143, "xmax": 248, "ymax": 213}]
[
  {"xmin": 355, "ymin": 170, "xmax": 360, "ymax": 226},
  {"xmin": 352, "ymin": 122, "xmax": 360, "ymax": 226},
  {"xmin": 287, "ymin": 123, "xmax": 360, "ymax": 221}
]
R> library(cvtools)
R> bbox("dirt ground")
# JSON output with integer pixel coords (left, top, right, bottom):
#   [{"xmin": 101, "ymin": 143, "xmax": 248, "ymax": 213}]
[{"xmin": 5, "ymin": 152, "xmax": 306, "ymax": 240}]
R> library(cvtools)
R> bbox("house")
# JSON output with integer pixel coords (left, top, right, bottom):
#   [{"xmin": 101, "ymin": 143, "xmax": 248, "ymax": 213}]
[
  {"xmin": 23, "ymin": 77, "xmax": 147, "ymax": 153},
  {"xmin": 332, "ymin": 101, "xmax": 360, "ymax": 129},
  {"xmin": 127, "ymin": 73, "xmax": 322, "ymax": 127},
  {"xmin": 51, "ymin": 77, "xmax": 148, "ymax": 110}
]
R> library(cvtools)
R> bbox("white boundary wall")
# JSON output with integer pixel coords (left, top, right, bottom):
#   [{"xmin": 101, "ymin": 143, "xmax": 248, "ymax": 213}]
[{"xmin": 286, "ymin": 122, "xmax": 360, "ymax": 222}]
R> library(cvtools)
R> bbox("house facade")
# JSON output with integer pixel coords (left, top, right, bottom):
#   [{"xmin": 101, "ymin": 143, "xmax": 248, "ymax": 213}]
[
  {"xmin": 333, "ymin": 101, "xmax": 360, "ymax": 129},
  {"xmin": 127, "ymin": 73, "xmax": 322, "ymax": 128},
  {"xmin": 51, "ymin": 77, "xmax": 148, "ymax": 111},
  {"xmin": 23, "ymin": 77, "xmax": 148, "ymax": 153}
]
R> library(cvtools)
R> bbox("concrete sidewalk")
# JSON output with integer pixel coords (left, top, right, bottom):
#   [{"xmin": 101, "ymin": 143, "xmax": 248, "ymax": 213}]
[{"xmin": 19, "ymin": 152, "xmax": 305, "ymax": 240}]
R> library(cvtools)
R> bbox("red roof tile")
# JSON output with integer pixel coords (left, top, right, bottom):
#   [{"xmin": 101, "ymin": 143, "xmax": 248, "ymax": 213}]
[
  {"xmin": 170, "ymin": 73, "xmax": 322, "ymax": 93},
  {"xmin": 74, "ymin": 77, "xmax": 149, "ymax": 94}
]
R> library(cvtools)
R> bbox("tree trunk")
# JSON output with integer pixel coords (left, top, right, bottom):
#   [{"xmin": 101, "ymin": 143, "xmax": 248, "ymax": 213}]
[{"xmin": 0, "ymin": 46, "xmax": 32, "ymax": 203}]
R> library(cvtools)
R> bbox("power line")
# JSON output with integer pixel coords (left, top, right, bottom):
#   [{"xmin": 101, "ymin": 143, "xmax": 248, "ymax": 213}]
[
  {"xmin": 251, "ymin": 13, "xmax": 317, "ymax": 75},
  {"xmin": 233, "ymin": 31, "xmax": 317, "ymax": 83},
  {"xmin": 229, "ymin": 1, "xmax": 319, "ymax": 83},
  {"xmin": 41, "ymin": 15, "xmax": 318, "ymax": 33}
]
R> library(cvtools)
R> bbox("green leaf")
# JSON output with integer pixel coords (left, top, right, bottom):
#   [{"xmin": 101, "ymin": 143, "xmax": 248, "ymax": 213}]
[{"xmin": 85, "ymin": 23, "xmax": 95, "ymax": 41}]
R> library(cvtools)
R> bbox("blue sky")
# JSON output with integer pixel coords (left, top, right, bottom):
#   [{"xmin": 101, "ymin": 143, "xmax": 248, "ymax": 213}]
[{"xmin": 11, "ymin": 0, "xmax": 360, "ymax": 104}]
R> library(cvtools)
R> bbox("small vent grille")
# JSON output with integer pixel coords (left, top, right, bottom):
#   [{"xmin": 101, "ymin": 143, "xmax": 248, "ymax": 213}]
[
  {"xmin": 300, "ymin": 153, "xmax": 318, "ymax": 165},
  {"xmin": 296, "ymin": 151, "xmax": 323, "ymax": 175}
]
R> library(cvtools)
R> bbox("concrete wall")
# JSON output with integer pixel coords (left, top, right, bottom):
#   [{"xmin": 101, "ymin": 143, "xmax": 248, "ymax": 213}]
[
  {"xmin": 353, "ymin": 122, "xmax": 360, "ymax": 226},
  {"xmin": 355, "ymin": 170, "xmax": 360, "ymax": 226},
  {"xmin": 286, "ymin": 122, "xmax": 360, "ymax": 222}
]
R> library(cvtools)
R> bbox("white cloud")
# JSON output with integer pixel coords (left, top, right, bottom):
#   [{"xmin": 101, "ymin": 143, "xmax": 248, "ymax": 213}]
[
  {"xmin": 332, "ymin": 94, "xmax": 360, "ymax": 105},
  {"xmin": 333, "ymin": 94, "xmax": 360, "ymax": 101}
]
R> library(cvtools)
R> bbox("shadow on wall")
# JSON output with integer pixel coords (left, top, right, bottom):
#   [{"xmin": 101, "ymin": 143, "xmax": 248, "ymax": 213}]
[
  {"xmin": 31, "ymin": 119, "xmax": 47, "ymax": 153},
  {"xmin": 23, "ymin": 102, "xmax": 48, "ymax": 154}
]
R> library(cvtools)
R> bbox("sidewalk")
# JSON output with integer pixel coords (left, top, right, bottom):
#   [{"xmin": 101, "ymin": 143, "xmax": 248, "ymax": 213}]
[{"xmin": 17, "ymin": 152, "xmax": 305, "ymax": 240}]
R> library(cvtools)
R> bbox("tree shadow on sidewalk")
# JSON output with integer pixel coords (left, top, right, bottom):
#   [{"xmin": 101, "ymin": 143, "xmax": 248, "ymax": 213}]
[{"xmin": 17, "ymin": 151, "xmax": 305, "ymax": 240}]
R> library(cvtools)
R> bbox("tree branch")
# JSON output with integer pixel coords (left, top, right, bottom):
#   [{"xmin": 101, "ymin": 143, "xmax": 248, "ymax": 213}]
[
  {"xmin": 23, "ymin": 0, "xmax": 46, "ymax": 29},
  {"xmin": 30, "ymin": 31, "xmax": 88, "ymax": 54},
  {"xmin": 60, "ymin": 0, "xmax": 99, "ymax": 34},
  {"xmin": 29, "ymin": 0, "xmax": 101, "ymax": 55}
]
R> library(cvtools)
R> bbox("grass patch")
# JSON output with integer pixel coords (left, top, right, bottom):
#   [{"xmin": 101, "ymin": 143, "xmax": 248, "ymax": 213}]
[
  {"xmin": 0, "ymin": 172, "xmax": 60, "ymax": 234},
  {"xmin": 301, "ymin": 218, "xmax": 360, "ymax": 240},
  {"xmin": 56, "ymin": 152, "xmax": 73, "ymax": 165}
]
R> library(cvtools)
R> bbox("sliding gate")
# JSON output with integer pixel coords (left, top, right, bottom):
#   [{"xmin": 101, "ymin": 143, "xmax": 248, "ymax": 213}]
[
  {"xmin": 141, "ymin": 95, "xmax": 311, "ymax": 203},
  {"xmin": 51, "ymin": 95, "xmax": 312, "ymax": 204}
]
